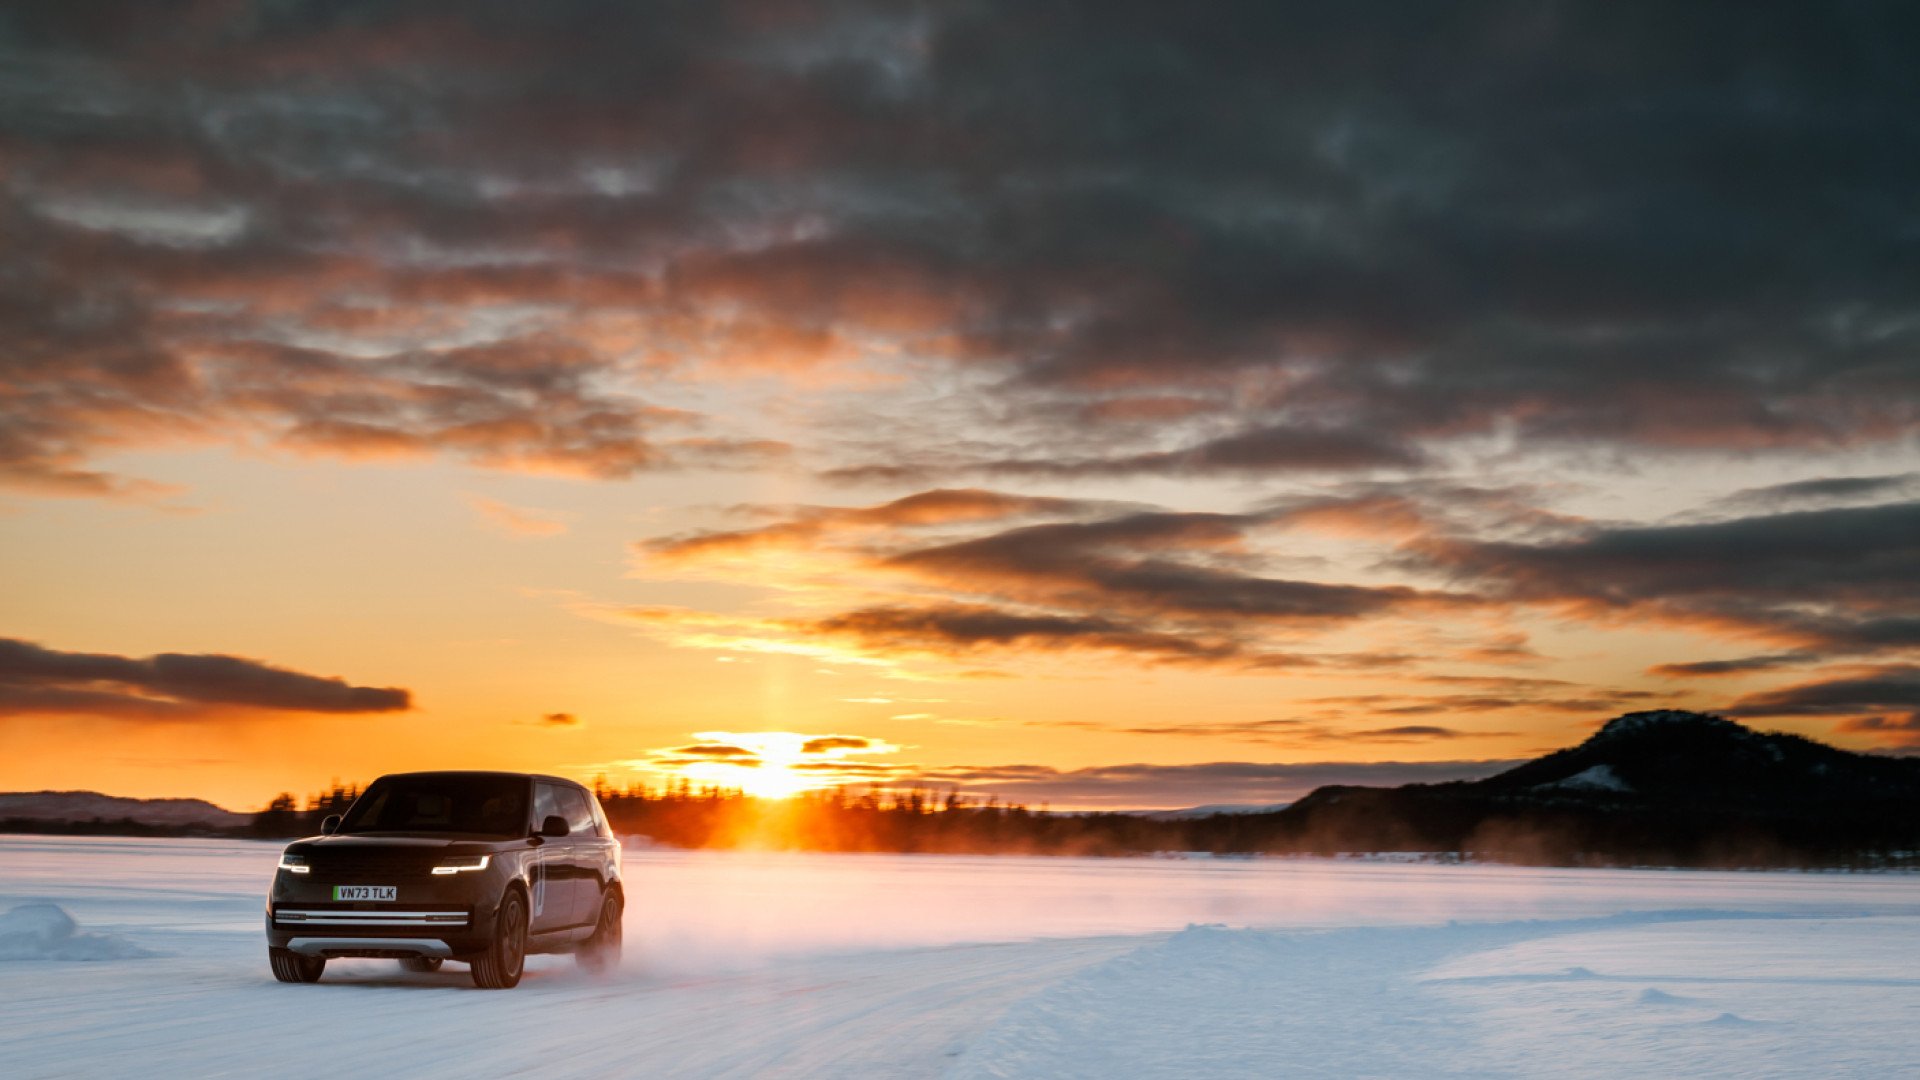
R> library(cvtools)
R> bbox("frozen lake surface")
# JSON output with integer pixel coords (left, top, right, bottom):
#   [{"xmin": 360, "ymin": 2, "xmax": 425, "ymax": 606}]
[{"xmin": 2, "ymin": 835, "xmax": 1917, "ymax": 1077}]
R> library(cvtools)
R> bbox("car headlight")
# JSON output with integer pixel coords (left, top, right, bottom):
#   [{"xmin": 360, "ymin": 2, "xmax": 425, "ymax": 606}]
[
  {"xmin": 431, "ymin": 855, "xmax": 491, "ymax": 875},
  {"xmin": 277, "ymin": 853, "xmax": 310, "ymax": 874}
]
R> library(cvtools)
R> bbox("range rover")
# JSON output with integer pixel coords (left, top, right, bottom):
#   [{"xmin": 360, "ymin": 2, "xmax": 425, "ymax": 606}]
[{"xmin": 265, "ymin": 771, "xmax": 623, "ymax": 989}]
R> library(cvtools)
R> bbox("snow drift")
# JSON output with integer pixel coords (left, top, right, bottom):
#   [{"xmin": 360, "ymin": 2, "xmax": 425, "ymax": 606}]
[{"xmin": 0, "ymin": 903, "xmax": 152, "ymax": 961}]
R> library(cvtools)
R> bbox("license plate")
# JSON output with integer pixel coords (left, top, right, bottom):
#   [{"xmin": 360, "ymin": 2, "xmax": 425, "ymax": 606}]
[{"xmin": 332, "ymin": 885, "xmax": 397, "ymax": 901}]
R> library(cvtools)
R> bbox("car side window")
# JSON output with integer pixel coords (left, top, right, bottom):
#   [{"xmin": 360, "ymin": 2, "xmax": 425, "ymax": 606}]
[
  {"xmin": 532, "ymin": 782, "xmax": 561, "ymax": 833},
  {"xmin": 557, "ymin": 786, "xmax": 596, "ymax": 837}
]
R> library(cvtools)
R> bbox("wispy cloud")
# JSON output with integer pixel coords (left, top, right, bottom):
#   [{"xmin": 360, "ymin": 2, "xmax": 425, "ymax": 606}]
[{"xmin": 468, "ymin": 496, "xmax": 571, "ymax": 538}]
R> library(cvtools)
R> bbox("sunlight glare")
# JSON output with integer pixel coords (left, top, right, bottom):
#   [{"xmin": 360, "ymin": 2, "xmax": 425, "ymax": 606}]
[{"xmin": 671, "ymin": 731, "xmax": 898, "ymax": 800}]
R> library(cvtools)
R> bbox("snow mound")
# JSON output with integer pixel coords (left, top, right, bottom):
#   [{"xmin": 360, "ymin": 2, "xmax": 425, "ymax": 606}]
[
  {"xmin": 1539, "ymin": 764, "xmax": 1633, "ymax": 794},
  {"xmin": 0, "ymin": 903, "xmax": 151, "ymax": 961}
]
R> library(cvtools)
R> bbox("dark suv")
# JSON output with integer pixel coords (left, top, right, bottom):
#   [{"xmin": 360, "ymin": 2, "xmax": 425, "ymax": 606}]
[{"xmin": 265, "ymin": 771, "xmax": 623, "ymax": 989}]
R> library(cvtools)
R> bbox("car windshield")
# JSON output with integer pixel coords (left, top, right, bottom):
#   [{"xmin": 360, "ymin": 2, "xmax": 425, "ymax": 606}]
[{"xmin": 339, "ymin": 775, "xmax": 529, "ymax": 837}]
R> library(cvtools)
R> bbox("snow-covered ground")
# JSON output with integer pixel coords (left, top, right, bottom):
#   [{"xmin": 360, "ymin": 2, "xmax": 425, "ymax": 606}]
[{"xmin": 2, "ymin": 836, "xmax": 1917, "ymax": 1078}]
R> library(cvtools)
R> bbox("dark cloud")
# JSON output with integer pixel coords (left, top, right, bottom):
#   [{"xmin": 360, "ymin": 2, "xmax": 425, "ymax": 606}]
[
  {"xmin": 0, "ymin": 637, "xmax": 411, "ymax": 719},
  {"xmin": 1410, "ymin": 501, "xmax": 1920, "ymax": 653},
  {"xmin": 1727, "ymin": 666, "xmax": 1920, "ymax": 718},
  {"xmin": 641, "ymin": 488, "xmax": 1104, "ymax": 562},
  {"xmin": 799, "ymin": 605, "xmax": 1244, "ymax": 665},
  {"xmin": 979, "ymin": 425, "xmax": 1427, "ymax": 480},
  {"xmin": 1289, "ymin": 685, "xmax": 1665, "ymax": 721},
  {"xmin": 1712, "ymin": 474, "xmax": 1920, "ymax": 513},
  {"xmin": 4, "ymin": 2, "xmax": 1918, "ymax": 494},
  {"xmin": 663, "ymin": 743, "xmax": 760, "ymax": 759},
  {"xmin": 1648, "ymin": 655, "xmax": 1811, "ymax": 678},
  {"xmin": 885, "ymin": 511, "xmax": 1461, "ymax": 623},
  {"xmin": 1727, "ymin": 665, "xmax": 1920, "ymax": 749},
  {"xmin": 1354, "ymin": 725, "xmax": 1484, "ymax": 740},
  {"xmin": 631, "ymin": 482, "xmax": 1920, "ymax": 693},
  {"xmin": 1377, "ymin": 692, "xmax": 1662, "ymax": 716},
  {"xmin": 911, "ymin": 759, "xmax": 1522, "ymax": 810},
  {"xmin": 1094, "ymin": 718, "xmax": 1516, "ymax": 744},
  {"xmin": 1840, "ymin": 715, "xmax": 1920, "ymax": 733},
  {"xmin": 638, "ymin": 492, "xmax": 1469, "ymax": 671},
  {"xmin": 800, "ymin": 735, "xmax": 872, "ymax": 755},
  {"xmin": 792, "ymin": 760, "xmax": 905, "ymax": 778},
  {"xmin": 539, "ymin": 712, "xmax": 580, "ymax": 726}
]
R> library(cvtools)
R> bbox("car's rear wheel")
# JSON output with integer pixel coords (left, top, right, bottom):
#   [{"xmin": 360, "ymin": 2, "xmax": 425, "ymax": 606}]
[
  {"xmin": 269, "ymin": 947, "xmax": 325, "ymax": 984},
  {"xmin": 575, "ymin": 890, "xmax": 623, "ymax": 975},
  {"xmin": 399, "ymin": 956, "xmax": 443, "ymax": 973},
  {"xmin": 470, "ymin": 890, "xmax": 527, "ymax": 989}
]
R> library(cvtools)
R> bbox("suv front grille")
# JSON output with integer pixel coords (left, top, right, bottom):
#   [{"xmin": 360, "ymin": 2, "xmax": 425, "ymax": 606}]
[{"xmin": 307, "ymin": 851, "xmax": 437, "ymax": 879}]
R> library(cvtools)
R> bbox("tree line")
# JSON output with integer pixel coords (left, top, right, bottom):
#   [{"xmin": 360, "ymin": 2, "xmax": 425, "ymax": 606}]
[
  {"xmin": 592, "ymin": 780, "xmax": 1189, "ymax": 855},
  {"xmin": 167, "ymin": 778, "xmax": 1920, "ymax": 869},
  {"xmin": 236, "ymin": 778, "xmax": 1192, "ymax": 855}
]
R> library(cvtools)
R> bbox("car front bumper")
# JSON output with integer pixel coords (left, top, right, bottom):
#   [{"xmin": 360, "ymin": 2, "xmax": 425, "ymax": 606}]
[{"xmin": 265, "ymin": 871, "xmax": 507, "ymax": 957}]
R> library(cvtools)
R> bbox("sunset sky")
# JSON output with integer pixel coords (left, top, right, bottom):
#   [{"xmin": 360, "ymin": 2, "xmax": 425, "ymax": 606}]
[{"xmin": 3, "ymin": 2, "xmax": 1917, "ymax": 811}]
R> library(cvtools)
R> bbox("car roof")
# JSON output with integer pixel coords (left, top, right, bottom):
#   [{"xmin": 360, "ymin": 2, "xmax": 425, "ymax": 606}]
[{"xmin": 373, "ymin": 770, "xmax": 584, "ymax": 788}]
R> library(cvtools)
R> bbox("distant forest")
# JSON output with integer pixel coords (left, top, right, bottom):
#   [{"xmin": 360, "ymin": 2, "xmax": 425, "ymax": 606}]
[
  {"xmin": 13, "ymin": 741, "xmax": 1919, "ymax": 871},
  {"xmin": 235, "ymin": 780, "xmax": 1199, "ymax": 856},
  {"xmin": 170, "ymin": 777, "xmax": 1920, "ymax": 869}
]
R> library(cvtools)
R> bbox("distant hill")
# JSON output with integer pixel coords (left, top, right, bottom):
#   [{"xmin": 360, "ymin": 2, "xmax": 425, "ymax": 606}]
[
  {"xmin": 1250, "ymin": 710, "xmax": 1920, "ymax": 867},
  {"xmin": 0, "ymin": 790, "xmax": 249, "ymax": 830},
  {"xmin": 6, "ymin": 712, "xmax": 1918, "ymax": 867}
]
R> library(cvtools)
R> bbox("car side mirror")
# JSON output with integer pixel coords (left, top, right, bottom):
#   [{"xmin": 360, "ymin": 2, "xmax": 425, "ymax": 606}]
[
  {"xmin": 320, "ymin": 815, "xmax": 341, "ymax": 835},
  {"xmin": 539, "ymin": 815, "xmax": 570, "ymax": 838}
]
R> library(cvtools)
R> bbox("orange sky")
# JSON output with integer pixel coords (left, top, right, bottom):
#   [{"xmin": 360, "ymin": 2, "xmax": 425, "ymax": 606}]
[
  {"xmin": 3, "ymin": 446, "xmax": 1909, "ymax": 811},
  {"xmin": 3, "ymin": 4, "xmax": 1918, "ymax": 811}
]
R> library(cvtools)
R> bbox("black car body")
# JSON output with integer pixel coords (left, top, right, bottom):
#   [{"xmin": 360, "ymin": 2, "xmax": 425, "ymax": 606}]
[{"xmin": 265, "ymin": 771, "xmax": 623, "ymax": 988}]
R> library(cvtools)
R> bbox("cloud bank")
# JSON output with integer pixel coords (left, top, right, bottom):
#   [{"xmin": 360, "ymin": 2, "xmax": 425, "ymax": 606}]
[
  {"xmin": 0, "ymin": 638, "xmax": 411, "ymax": 720},
  {"xmin": 3, "ymin": 2, "xmax": 1917, "ymax": 496}
]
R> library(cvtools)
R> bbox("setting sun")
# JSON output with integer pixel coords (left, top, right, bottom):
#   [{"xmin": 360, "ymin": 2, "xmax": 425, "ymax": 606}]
[{"xmin": 647, "ymin": 732, "xmax": 904, "ymax": 801}]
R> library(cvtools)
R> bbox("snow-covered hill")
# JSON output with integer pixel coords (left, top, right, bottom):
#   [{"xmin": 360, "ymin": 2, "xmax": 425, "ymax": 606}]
[
  {"xmin": 1479, "ymin": 709, "xmax": 1920, "ymax": 803},
  {"xmin": 1270, "ymin": 711, "xmax": 1920, "ymax": 865}
]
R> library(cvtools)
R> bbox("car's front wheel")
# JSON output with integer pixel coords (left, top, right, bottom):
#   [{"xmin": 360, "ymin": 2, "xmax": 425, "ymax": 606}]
[
  {"xmin": 470, "ymin": 889, "xmax": 527, "ymax": 989},
  {"xmin": 399, "ymin": 956, "xmax": 443, "ymax": 973},
  {"xmin": 268, "ymin": 947, "xmax": 325, "ymax": 984},
  {"xmin": 575, "ymin": 890, "xmax": 623, "ymax": 975}
]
